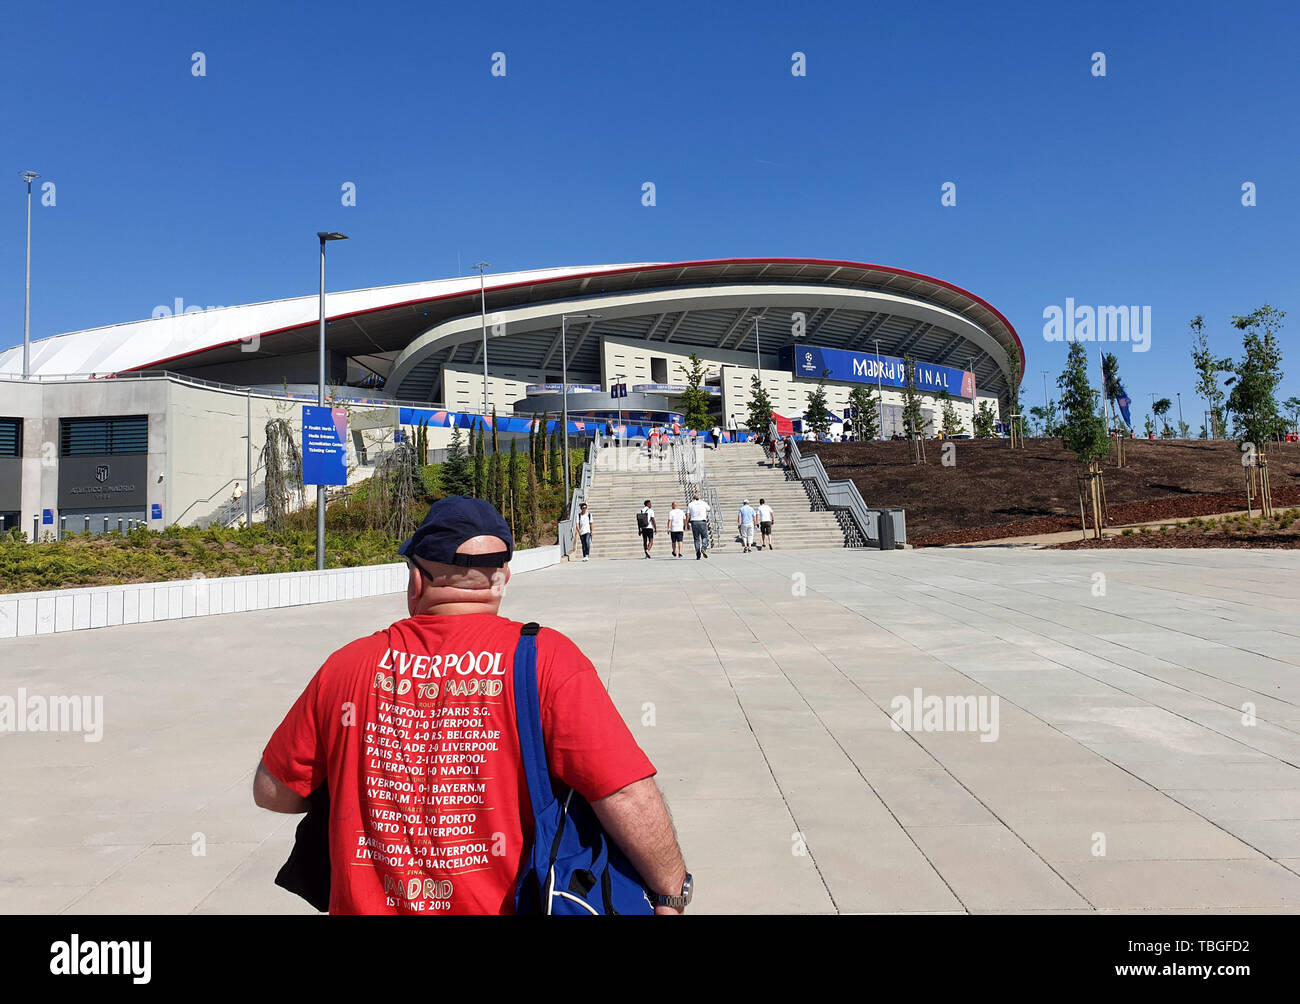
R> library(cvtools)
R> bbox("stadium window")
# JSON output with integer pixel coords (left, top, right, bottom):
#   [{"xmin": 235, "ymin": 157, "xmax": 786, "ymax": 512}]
[
  {"xmin": 0, "ymin": 417, "xmax": 21, "ymax": 458},
  {"xmin": 58, "ymin": 415, "xmax": 148, "ymax": 457}
]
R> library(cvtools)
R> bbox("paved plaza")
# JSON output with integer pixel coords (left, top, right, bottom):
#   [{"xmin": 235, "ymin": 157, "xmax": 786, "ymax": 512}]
[{"xmin": 2, "ymin": 547, "xmax": 1298, "ymax": 914}]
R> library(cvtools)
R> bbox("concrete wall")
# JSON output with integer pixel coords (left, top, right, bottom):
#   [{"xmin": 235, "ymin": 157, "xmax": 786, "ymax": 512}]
[
  {"xmin": 441, "ymin": 363, "xmax": 546, "ymax": 415},
  {"xmin": 0, "ymin": 545, "xmax": 563, "ymax": 639}
]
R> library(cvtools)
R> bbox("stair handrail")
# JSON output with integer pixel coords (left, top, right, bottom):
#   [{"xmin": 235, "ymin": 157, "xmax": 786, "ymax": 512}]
[
  {"xmin": 171, "ymin": 464, "xmax": 267, "ymax": 527},
  {"xmin": 559, "ymin": 433, "xmax": 601, "ymax": 557},
  {"xmin": 770, "ymin": 423, "xmax": 903, "ymax": 546}
]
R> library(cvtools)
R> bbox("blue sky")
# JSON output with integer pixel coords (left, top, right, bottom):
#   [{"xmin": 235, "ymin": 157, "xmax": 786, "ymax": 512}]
[{"xmin": 3, "ymin": 0, "xmax": 1298, "ymax": 425}]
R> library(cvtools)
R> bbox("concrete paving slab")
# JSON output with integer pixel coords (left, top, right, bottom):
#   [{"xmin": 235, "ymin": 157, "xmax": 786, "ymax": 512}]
[{"xmin": 2, "ymin": 547, "xmax": 1298, "ymax": 913}]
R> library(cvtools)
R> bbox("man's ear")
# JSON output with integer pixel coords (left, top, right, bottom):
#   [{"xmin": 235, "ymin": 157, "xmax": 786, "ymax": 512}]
[{"xmin": 406, "ymin": 564, "xmax": 422, "ymax": 614}]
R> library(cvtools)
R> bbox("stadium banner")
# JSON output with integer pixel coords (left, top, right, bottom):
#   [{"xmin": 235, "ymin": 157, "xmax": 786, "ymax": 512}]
[
  {"xmin": 779, "ymin": 345, "xmax": 975, "ymax": 399},
  {"xmin": 301, "ymin": 405, "xmax": 348, "ymax": 486}
]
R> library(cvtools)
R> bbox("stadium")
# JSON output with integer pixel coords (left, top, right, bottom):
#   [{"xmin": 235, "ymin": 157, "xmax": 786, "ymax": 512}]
[{"xmin": 0, "ymin": 257, "xmax": 1023, "ymax": 534}]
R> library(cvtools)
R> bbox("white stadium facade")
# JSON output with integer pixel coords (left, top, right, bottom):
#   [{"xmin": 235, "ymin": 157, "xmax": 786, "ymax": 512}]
[{"xmin": 0, "ymin": 257, "xmax": 1024, "ymax": 536}]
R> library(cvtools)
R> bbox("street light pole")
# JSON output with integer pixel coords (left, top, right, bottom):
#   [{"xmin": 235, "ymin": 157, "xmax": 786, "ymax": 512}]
[
  {"xmin": 316, "ymin": 232, "xmax": 348, "ymax": 570},
  {"xmin": 753, "ymin": 313, "xmax": 764, "ymax": 382},
  {"xmin": 472, "ymin": 262, "xmax": 491, "ymax": 423},
  {"xmin": 21, "ymin": 171, "xmax": 39, "ymax": 378},
  {"xmin": 560, "ymin": 312, "xmax": 601, "ymax": 516}
]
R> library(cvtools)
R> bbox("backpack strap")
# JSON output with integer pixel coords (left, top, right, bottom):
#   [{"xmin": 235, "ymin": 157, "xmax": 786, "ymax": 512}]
[{"xmin": 512, "ymin": 622, "xmax": 554, "ymax": 820}]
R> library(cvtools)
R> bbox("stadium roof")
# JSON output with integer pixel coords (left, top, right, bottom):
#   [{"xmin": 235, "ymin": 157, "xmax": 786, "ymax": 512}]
[{"xmin": 1, "ymin": 258, "xmax": 1025, "ymax": 404}]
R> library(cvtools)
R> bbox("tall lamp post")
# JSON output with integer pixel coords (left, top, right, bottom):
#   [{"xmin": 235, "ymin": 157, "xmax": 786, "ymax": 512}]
[
  {"xmin": 472, "ymin": 262, "xmax": 491, "ymax": 423},
  {"xmin": 1176, "ymin": 392, "xmax": 1183, "ymax": 433},
  {"xmin": 753, "ymin": 312, "xmax": 765, "ymax": 381},
  {"xmin": 316, "ymin": 231, "xmax": 348, "ymax": 570},
  {"xmin": 560, "ymin": 312, "xmax": 600, "ymax": 516},
  {"xmin": 21, "ymin": 171, "xmax": 39, "ymax": 378}
]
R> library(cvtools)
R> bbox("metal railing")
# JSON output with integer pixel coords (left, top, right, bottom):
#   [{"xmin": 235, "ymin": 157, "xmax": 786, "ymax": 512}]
[
  {"xmin": 558, "ymin": 434, "xmax": 602, "ymax": 558},
  {"xmin": 672, "ymin": 438, "xmax": 722, "ymax": 549},
  {"xmin": 171, "ymin": 465, "xmax": 267, "ymax": 528},
  {"xmin": 771, "ymin": 424, "xmax": 905, "ymax": 547}
]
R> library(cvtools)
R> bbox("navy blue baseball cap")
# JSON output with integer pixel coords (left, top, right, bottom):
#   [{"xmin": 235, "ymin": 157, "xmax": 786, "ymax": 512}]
[{"xmin": 399, "ymin": 496, "xmax": 514, "ymax": 567}]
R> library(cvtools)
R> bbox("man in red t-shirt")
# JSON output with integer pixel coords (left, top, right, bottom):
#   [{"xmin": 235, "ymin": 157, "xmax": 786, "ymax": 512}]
[{"xmin": 254, "ymin": 497, "xmax": 691, "ymax": 915}]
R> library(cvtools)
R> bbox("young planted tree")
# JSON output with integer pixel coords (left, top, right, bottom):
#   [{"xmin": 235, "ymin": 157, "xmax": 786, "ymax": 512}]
[
  {"xmin": 1225, "ymin": 305, "xmax": 1286, "ymax": 443},
  {"xmin": 846, "ymin": 385, "xmax": 880, "ymax": 440},
  {"xmin": 1101, "ymin": 352, "xmax": 1126, "ymax": 431},
  {"xmin": 680, "ymin": 352, "xmax": 713, "ymax": 430},
  {"xmin": 260, "ymin": 417, "xmax": 304, "ymax": 532},
  {"xmin": 1005, "ymin": 348, "xmax": 1024, "ymax": 447},
  {"xmin": 1284, "ymin": 396, "xmax": 1300, "ymax": 436},
  {"xmin": 490, "ymin": 408, "xmax": 500, "ymax": 455},
  {"xmin": 1153, "ymin": 398, "xmax": 1173, "ymax": 437},
  {"xmin": 441, "ymin": 425, "xmax": 472, "ymax": 496},
  {"xmin": 973, "ymin": 401, "xmax": 998, "ymax": 439},
  {"xmin": 473, "ymin": 423, "xmax": 487, "ymax": 497},
  {"xmin": 507, "ymin": 439, "xmax": 521, "ymax": 538},
  {"xmin": 1190, "ymin": 316, "xmax": 1231, "ymax": 439},
  {"xmin": 1029, "ymin": 399, "xmax": 1063, "ymax": 438},
  {"xmin": 803, "ymin": 369, "xmax": 833, "ymax": 439},
  {"xmin": 745, "ymin": 373, "xmax": 775, "ymax": 436},
  {"xmin": 1058, "ymin": 343, "xmax": 1112, "ymax": 537},
  {"xmin": 938, "ymin": 389, "xmax": 963, "ymax": 437},
  {"xmin": 526, "ymin": 462, "xmax": 542, "ymax": 547},
  {"xmin": 900, "ymin": 356, "xmax": 925, "ymax": 436}
]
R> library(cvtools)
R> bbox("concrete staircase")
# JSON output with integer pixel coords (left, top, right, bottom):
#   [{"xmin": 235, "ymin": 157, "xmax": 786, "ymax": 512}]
[
  {"xmin": 699, "ymin": 444, "xmax": 847, "ymax": 550},
  {"xmin": 581, "ymin": 447, "xmax": 689, "ymax": 559}
]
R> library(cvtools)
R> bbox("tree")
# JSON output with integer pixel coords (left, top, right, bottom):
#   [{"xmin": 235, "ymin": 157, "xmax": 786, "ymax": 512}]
[
  {"xmin": 680, "ymin": 352, "xmax": 713, "ymax": 430},
  {"xmin": 1284, "ymin": 396, "xmax": 1300, "ymax": 435},
  {"xmin": 441, "ymin": 425, "xmax": 472, "ymax": 496},
  {"xmin": 473, "ymin": 423, "xmax": 487, "ymax": 496},
  {"xmin": 745, "ymin": 373, "xmax": 775, "ymax": 436},
  {"xmin": 938, "ymin": 389, "xmax": 963, "ymax": 437},
  {"xmin": 260, "ymin": 417, "xmax": 304, "ymax": 532},
  {"xmin": 1029, "ymin": 399, "xmax": 1063, "ymax": 438},
  {"xmin": 804, "ymin": 369, "xmax": 833, "ymax": 439},
  {"xmin": 548, "ymin": 428, "xmax": 561, "ymax": 488},
  {"xmin": 490, "ymin": 408, "xmax": 499, "ymax": 455},
  {"xmin": 1153, "ymin": 398, "xmax": 1173, "ymax": 437},
  {"xmin": 1190, "ymin": 316, "xmax": 1231, "ymax": 439},
  {"xmin": 973, "ymin": 401, "xmax": 998, "ymax": 438},
  {"xmin": 1057, "ymin": 343, "xmax": 1111, "ymax": 464},
  {"xmin": 1143, "ymin": 412, "xmax": 1155, "ymax": 438},
  {"xmin": 526, "ymin": 461, "xmax": 542, "ymax": 547},
  {"xmin": 1005, "ymin": 348, "xmax": 1023, "ymax": 427},
  {"xmin": 1100, "ymin": 352, "xmax": 1128, "ymax": 431},
  {"xmin": 1225, "ymin": 305, "xmax": 1286, "ymax": 443},
  {"xmin": 507, "ymin": 439, "xmax": 521, "ymax": 538},
  {"xmin": 900, "ymin": 356, "xmax": 926, "ymax": 438},
  {"xmin": 846, "ymin": 385, "xmax": 879, "ymax": 440}
]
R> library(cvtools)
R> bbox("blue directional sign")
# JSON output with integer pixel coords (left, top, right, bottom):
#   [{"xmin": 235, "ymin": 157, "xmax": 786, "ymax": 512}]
[
  {"xmin": 42, "ymin": 509, "xmax": 53, "ymax": 525},
  {"xmin": 302, "ymin": 405, "xmax": 349, "ymax": 486},
  {"xmin": 151, "ymin": 504, "xmax": 163, "ymax": 520}
]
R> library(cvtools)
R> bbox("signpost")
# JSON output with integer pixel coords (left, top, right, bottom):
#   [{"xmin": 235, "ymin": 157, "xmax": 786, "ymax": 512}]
[{"xmin": 302, "ymin": 405, "xmax": 349, "ymax": 488}]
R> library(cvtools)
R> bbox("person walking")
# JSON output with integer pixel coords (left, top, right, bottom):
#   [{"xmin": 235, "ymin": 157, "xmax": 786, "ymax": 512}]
[
  {"xmin": 727, "ymin": 413, "xmax": 738, "ymax": 436},
  {"xmin": 768, "ymin": 435, "xmax": 781, "ymax": 468},
  {"xmin": 638, "ymin": 499, "xmax": 657, "ymax": 558},
  {"xmin": 711, "ymin": 423, "xmax": 722, "ymax": 450},
  {"xmin": 757, "ymin": 498, "xmax": 774, "ymax": 550},
  {"xmin": 687, "ymin": 492, "xmax": 711, "ymax": 559},
  {"xmin": 737, "ymin": 499, "xmax": 757, "ymax": 553},
  {"xmin": 667, "ymin": 501, "xmax": 686, "ymax": 557},
  {"xmin": 255, "ymin": 496, "xmax": 691, "ymax": 914},
  {"xmin": 576, "ymin": 502, "xmax": 593, "ymax": 561}
]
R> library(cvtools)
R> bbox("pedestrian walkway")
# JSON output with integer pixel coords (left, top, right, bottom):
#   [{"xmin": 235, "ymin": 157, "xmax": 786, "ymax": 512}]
[{"xmin": 2, "ymin": 547, "xmax": 1298, "ymax": 913}]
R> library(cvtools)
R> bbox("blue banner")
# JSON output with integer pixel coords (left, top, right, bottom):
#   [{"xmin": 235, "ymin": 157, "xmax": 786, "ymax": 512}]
[
  {"xmin": 780, "ymin": 345, "xmax": 975, "ymax": 399},
  {"xmin": 302, "ymin": 405, "xmax": 348, "ymax": 486},
  {"xmin": 1115, "ymin": 382, "xmax": 1133, "ymax": 428}
]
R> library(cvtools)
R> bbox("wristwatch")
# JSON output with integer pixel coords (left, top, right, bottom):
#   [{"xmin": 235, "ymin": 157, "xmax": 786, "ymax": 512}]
[{"xmin": 649, "ymin": 873, "xmax": 693, "ymax": 909}]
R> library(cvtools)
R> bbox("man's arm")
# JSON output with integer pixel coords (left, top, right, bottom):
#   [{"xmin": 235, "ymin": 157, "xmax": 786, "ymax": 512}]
[
  {"xmin": 253, "ymin": 759, "xmax": 310, "ymax": 813},
  {"xmin": 591, "ymin": 777, "xmax": 688, "ymax": 915}
]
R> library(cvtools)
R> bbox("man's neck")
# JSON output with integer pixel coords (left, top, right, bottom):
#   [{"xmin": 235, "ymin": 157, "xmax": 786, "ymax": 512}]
[{"xmin": 415, "ymin": 603, "xmax": 501, "ymax": 618}]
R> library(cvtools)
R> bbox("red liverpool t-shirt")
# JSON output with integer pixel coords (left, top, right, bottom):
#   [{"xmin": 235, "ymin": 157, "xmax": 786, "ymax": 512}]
[{"xmin": 262, "ymin": 612, "xmax": 656, "ymax": 915}]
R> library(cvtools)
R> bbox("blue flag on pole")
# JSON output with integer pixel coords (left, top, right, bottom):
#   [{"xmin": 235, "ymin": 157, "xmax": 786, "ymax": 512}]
[{"xmin": 1115, "ymin": 383, "xmax": 1133, "ymax": 428}]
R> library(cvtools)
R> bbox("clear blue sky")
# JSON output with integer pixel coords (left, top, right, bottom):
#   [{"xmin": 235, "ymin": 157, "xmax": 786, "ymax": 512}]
[{"xmin": 4, "ymin": 0, "xmax": 1298, "ymax": 427}]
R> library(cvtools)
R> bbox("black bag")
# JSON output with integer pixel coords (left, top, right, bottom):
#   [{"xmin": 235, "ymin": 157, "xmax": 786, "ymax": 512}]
[
  {"xmin": 274, "ymin": 784, "xmax": 331, "ymax": 912},
  {"xmin": 636, "ymin": 509, "xmax": 649, "ymax": 530}
]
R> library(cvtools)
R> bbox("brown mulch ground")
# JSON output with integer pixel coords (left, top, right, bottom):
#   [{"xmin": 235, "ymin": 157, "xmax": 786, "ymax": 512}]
[
  {"xmin": 1054, "ymin": 507, "xmax": 1300, "ymax": 550},
  {"xmin": 802, "ymin": 439, "xmax": 1300, "ymax": 546}
]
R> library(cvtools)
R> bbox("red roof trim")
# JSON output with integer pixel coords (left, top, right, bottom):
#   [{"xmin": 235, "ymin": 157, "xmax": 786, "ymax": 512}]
[{"xmin": 131, "ymin": 258, "xmax": 1026, "ymax": 383}]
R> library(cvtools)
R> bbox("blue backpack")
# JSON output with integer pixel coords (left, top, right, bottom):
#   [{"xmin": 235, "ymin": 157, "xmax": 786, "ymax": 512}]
[{"xmin": 512, "ymin": 623, "xmax": 654, "ymax": 915}]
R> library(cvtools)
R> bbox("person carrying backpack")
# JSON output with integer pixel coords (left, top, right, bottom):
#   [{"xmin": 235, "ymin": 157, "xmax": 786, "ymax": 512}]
[
  {"xmin": 255, "ymin": 496, "xmax": 691, "ymax": 914},
  {"xmin": 637, "ymin": 499, "xmax": 657, "ymax": 558}
]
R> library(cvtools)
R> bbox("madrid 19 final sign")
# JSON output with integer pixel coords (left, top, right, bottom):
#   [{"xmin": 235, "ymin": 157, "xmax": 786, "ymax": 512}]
[
  {"xmin": 780, "ymin": 345, "xmax": 976, "ymax": 399},
  {"xmin": 302, "ymin": 406, "xmax": 349, "ymax": 487}
]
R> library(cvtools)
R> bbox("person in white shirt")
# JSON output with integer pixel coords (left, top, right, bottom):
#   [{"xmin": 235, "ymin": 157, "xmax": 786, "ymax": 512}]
[
  {"xmin": 686, "ymin": 493, "xmax": 711, "ymax": 559},
  {"xmin": 711, "ymin": 424, "xmax": 722, "ymax": 450},
  {"xmin": 737, "ymin": 499, "xmax": 757, "ymax": 553},
  {"xmin": 638, "ymin": 499, "xmax": 657, "ymax": 559},
  {"xmin": 576, "ymin": 502, "xmax": 594, "ymax": 561},
  {"xmin": 666, "ymin": 501, "xmax": 687, "ymax": 557},
  {"xmin": 757, "ymin": 498, "xmax": 775, "ymax": 550}
]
